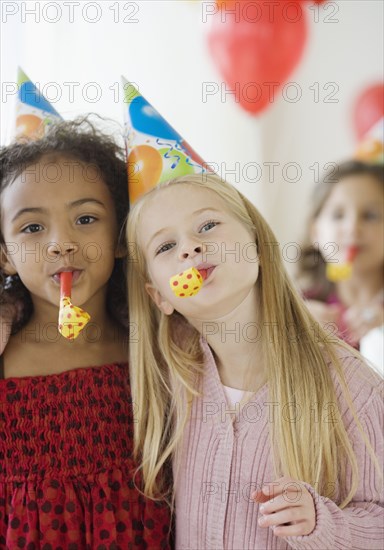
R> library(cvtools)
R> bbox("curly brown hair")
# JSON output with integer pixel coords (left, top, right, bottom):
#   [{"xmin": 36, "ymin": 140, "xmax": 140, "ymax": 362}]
[{"xmin": 0, "ymin": 116, "xmax": 129, "ymax": 333}]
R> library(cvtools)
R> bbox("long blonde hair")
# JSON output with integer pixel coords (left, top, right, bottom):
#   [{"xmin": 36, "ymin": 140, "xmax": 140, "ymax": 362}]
[{"xmin": 127, "ymin": 174, "xmax": 382, "ymax": 507}]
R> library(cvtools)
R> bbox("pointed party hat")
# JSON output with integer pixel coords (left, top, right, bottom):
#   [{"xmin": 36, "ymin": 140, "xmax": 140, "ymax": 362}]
[
  {"xmin": 15, "ymin": 67, "xmax": 62, "ymax": 139},
  {"xmin": 122, "ymin": 77, "xmax": 208, "ymax": 203},
  {"xmin": 354, "ymin": 117, "xmax": 384, "ymax": 164}
]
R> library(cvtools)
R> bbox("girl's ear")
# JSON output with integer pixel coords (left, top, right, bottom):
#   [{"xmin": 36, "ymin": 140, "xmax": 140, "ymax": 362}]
[
  {"xmin": 0, "ymin": 244, "xmax": 17, "ymax": 276},
  {"xmin": 145, "ymin": 283, "xmax": 174, "ymax": 316}
]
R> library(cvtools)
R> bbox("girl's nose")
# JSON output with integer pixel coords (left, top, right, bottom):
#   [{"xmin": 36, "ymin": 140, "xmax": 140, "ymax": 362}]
[
  {"xmin": 45, "ymin": 240, "xmax": 80, "ymax": 258},
  {"xmin": 179, "ymin": 240, "xmax": 202, "ymax": 261},
  {"xmin": 345, "ymin": 216, "xmax": 361, "ymax": 237}
]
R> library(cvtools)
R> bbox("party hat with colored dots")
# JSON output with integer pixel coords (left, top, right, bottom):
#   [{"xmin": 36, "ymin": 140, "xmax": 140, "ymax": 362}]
[
  {"xmin": 122, "ymin": 77, "xmax": 208, "ymax": 204},
  {"xmin": 58, "ymin": 272, "xmax": 90, "ymax": 340},
  {"xmin": 14, "ymin": 67, "xmax": 62, "ymax": 140}
]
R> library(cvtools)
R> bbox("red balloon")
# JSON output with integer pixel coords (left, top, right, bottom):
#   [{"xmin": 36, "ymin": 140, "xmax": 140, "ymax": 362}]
[
  {"xmin": 208, "ymin": 0, "xmax": 308, "ymax": 114},
  {"xmin": 353, "ymin": 83, "xmax": 384, "ymax": 139}
]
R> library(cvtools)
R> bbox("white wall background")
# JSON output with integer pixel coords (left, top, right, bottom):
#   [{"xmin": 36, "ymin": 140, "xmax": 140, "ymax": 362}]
[{"xmin": 1, "ymin": 0, "xmax": 383, "ymax": 261}]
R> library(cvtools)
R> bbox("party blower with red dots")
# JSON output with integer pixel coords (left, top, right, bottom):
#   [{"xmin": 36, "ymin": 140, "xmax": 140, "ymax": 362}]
[
  {"xmin": 58, "ymin": 271, "xmax": 91, "ymax": 339},
  {"xmin": 169, "ymin": 265, "xmax": 216, "ymax": 297}
]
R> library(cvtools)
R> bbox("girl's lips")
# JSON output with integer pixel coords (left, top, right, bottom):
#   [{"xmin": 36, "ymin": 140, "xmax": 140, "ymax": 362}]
[
  {"xmin": 338, "ymin": 246, "xmax": 361, "ymax": 262},
  {"xmin": 199, "ymin": 266, "xmax": 216, "ymax": 282},
  {"xmin": 52, "ymin": 270, "xmax": 83, "ymax": 285}
]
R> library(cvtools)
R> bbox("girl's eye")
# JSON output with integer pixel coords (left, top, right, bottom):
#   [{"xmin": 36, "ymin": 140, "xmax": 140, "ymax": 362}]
[
  {"xmin": 331, "ymin": 211, "xmax": 344, "ymax": 221},
  {"xmin": 363, "ymin": 211, "xmax": 380, "ymax": 221},
  {"xmin": 77, "ymin": 215, "xmax": 97, "ymax": 225},
  {"xmin": 200, "ymin": 220, "xmax": 219, "ymax": 232},
  {"xmin": 22, "ymin": 224, "xmax": 43, "ymax": 234},
  {"xmin": 155, "ymin": 242, "xmax": 175, "ymax": 256}
]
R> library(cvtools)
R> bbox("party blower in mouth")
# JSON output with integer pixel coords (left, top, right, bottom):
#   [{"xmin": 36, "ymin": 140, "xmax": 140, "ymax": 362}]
[
  {"xmin": 169, "ymin": 266, "xmax": 215, "ymax": 298},
  {"xmin": 326, "ymin": 246, "xmax": 358, "ymax": 282},
  {"xmin": 58, "ymin": 271, "xmax": 91, "ymax": 339}
]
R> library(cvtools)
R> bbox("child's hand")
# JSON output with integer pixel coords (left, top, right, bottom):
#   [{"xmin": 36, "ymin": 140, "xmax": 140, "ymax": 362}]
[{"xmin": 252, "ymin": 476, "xmax": 316, "ymax": 537}]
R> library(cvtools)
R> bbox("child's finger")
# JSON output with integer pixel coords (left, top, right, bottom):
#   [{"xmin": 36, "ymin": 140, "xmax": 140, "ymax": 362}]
[
  {"xmin": 252, "ymin": 490, "xmax": 270, "ymax": 503},
  {"xmin": 258, "ymin": 507, "xmax": 298, "ymax": 528},
  {"xmin": 252, "ymin": 477, "xmax": 303, "ymax": 506},
  {"xmin": 259, "ymin": 493, "xmax": 302, "ymax": 516},
  {"xmin": 260, "ymin": 477, "xmax": 301, "ymax": 500},
  {"xmin": 269, "ymin": 521, "xmax": 312, "ymax": 538},
  {"xmin": 258, "ymin": 503, "xmax": 314, "ymax": 537},
  {"xmin": 251, "ymin": 478, "xmax": 279, "ymax": 501}
]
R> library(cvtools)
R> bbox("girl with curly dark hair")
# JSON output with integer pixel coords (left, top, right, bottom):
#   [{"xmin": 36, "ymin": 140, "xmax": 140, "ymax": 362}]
[{"xmin": 0, "ymin": 118, "xmax": 171, "ymax": 548}]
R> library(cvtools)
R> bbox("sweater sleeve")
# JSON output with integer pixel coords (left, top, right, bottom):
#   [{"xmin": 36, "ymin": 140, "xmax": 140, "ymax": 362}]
[{"xmin": 285, "ymin": 388, "xmax": 384, "ymax": 550}]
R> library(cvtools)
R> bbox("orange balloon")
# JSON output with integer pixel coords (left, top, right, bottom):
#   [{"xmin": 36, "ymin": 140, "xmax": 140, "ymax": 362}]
[
  {"xmin": 16, "ymin": 114, "xmax": 45, "ymax": 138},
  {"xmin": 128, "ymin": 145, "xmax": 163, "ymax": 203}
]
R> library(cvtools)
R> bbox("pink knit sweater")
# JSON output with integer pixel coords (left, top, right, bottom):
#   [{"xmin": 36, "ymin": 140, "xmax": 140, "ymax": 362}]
[{"xmin": 174, "ymin": 338, "xmax": 384, "ymax": 549}]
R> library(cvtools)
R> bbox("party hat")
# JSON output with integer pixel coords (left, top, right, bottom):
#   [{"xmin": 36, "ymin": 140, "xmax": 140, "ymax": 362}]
[
  {"xmin": 15, "ymin": 67, "xmax": 62, "ymax": 139},
  {"xmin": 354, "ymin": 117, "xmax": 384, "ymax": 164},
  {"xmin": 122, "ymin": 77, "xmax": 208, "ymax": 203}
]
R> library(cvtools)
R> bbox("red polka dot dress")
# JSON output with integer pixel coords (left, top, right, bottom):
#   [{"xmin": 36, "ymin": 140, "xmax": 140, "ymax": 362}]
[{"xmin": 0, "ymin": 362, "xmax": 171, "ymax": 549}]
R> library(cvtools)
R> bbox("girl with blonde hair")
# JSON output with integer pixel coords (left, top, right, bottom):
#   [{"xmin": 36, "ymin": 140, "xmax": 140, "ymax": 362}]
[{"xmin": 127, "ymin": 173, "xmax": 383, "ymax": 549}]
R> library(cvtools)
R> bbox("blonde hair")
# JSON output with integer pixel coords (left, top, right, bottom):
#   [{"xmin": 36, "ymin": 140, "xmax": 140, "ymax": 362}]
[{"xmin": 127, "ymin": 173, "xmax": 382, "ymax": 507}]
